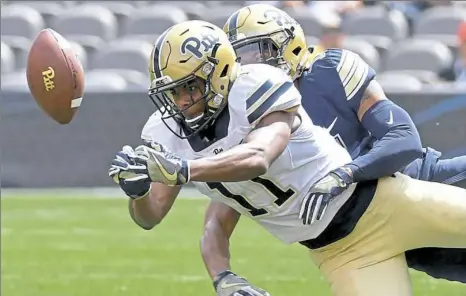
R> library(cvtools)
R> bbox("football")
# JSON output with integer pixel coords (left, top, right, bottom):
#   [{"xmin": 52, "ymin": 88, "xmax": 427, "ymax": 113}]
[{"xmin": 26, "ymin": 28, "xmax": 85, "ymax": 124}]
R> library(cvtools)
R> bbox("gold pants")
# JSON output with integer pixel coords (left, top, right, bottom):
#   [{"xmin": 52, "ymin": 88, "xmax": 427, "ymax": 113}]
[{"xmin": 310, "ymin": 174, "xmax": 466, "ymax": 296}]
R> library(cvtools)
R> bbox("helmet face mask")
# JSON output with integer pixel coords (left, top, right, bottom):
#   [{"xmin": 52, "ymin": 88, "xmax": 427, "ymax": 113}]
[
  {"xmin": 232, "ymin": 28, "xmax": 293, "ymax": 75},
  {"xmin": 148, "ymin": 21, "xmax": 239, "ymax": 139},
  {"xmin": 224, "ymin": 4, "xmax": 309, "ymax": 80},
  {"xmin": 149, "ymin": 60, "xmax": 224, "ymax": 139}
]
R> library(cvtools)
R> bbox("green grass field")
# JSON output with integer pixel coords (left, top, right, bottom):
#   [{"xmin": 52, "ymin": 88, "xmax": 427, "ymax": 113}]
[{"xmin": 2, "ymin": 191, "xmax": 466, "ymax": 296}]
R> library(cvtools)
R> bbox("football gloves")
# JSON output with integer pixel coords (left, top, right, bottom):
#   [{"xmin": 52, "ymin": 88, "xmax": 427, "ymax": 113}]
[
  {"xmin": 108, "ymin": 142, "xmax": 190, "ymax": 199},
  {"xmin": 136, "ymin": 141, "xmax": 190, "ymax": 185},
  {"xmin": 299, "ymin": 167, "xmax": 353, "ymax": 225},
  {"xmin": 108, "ymin": 145, "xmax": 151, "ymax": 199},
  {"xmin": 213, "ymin": 270, "xmax": 271, "ymax": 296}
]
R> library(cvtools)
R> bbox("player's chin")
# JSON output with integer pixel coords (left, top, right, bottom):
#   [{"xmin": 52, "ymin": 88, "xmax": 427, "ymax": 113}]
[{"xmin": 183, "ymin": 111, "xmax": 204, "ymax": 122}]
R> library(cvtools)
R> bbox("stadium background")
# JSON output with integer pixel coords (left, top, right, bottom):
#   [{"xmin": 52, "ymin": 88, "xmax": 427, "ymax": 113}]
[{"xmin": 1, "ymin": 1, "xmax": 465, "ymax": 295}]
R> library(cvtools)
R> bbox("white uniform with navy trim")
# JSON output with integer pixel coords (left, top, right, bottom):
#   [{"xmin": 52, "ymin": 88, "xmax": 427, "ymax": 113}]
[{"xmin": 142, "ymin": 64, "xmax": 356, "ymax": 244}]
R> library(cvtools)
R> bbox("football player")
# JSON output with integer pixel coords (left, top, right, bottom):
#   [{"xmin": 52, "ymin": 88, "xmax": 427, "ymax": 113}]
[
  {"xmin": 108, "ymin": 20, "xmax": 466, "ymax": 296},
  {"xmin": 215, "ymin": 3, "xmax": 466, "ymax": 285}
]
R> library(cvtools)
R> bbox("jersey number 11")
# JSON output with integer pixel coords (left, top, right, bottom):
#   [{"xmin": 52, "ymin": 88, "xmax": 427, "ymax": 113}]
[{"xmin": 206, "ymin": 177, "xmax": 296, "ymax": 216}]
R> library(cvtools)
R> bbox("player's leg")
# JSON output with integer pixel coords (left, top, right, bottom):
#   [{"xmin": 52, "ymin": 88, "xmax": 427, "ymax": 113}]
[
  {"xmin": 321, "ymin": 254, "xmax": 412, "ymax": 296},
  {"xmin": 307, "ymin": 178, "xmax": 417, "ymax": 296},
  {"xmin": 401, "ymin": 147, "xmax": 466, "ymax": 282},
  {"xmin": 405, "ymin": 247, "xmax": 466, "ymax": 283},
  {"xmin": 309, "ymin": 175, "xmax": 466, "ymax": 294},
  {"xmin": 308, "ymin": 184, "xmax": 415, "ymax": 296},
  {"xmin": 373, "ymin": 174, "xmax": 466, "ymax": 251}
]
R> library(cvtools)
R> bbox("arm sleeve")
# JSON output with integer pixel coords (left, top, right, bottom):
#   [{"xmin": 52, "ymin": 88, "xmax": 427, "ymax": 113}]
[
  {"xmin": 346, "ymin": 100, "xmax": 423, "ymax": 182},
  {"xmin": 309, "ymin": 49, "xmax": 422, "ymax": 181}
]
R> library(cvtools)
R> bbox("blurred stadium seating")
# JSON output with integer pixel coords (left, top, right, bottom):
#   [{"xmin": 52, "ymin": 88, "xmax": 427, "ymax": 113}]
[
  {"xmin": 1, "ymin": 1, "xmax": 465, "ymax": 189},
  {"xmin": 2, "ymin": 0, "xmax": 466, "ymax": 92}
]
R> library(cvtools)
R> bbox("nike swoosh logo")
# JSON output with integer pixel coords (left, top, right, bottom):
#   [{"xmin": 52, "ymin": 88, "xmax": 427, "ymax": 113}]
[
  {"xmin": 387, "ymin": 110, "xmax": 394, "ymax": 125},
  {"xmin": 220, "ymin": 282, "xmax": 247, "ymax": 289},
  {"xmin": 326, "ymin": 117, "xmax": 338, "ymax": 133},
  {"xmin": 154, "ymin": 156, "xmax": 178, "ymax": 182}
]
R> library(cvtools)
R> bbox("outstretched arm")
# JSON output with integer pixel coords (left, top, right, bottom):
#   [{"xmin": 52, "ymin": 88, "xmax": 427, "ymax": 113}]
[
  {"xmin": 109, "ymin": 145, "xmax": 182, "ymax": 230},
  {"xmin": 189, "ymin": 109, "xmax": 297, "ymax": 182},
  {"xmin": 201, "ymin": 201, "xmax": 241, "ymax": 279},
  {"xmin": 201, "ymin": 201, "xmax": 270, "ymax": 296},
  {"xmin": 128, "ymin": 183, "xmax": 181, "ymax": 230},
  {"xmin": 346, "ymin": 80, "xmax": 423, "ymax": 182}
]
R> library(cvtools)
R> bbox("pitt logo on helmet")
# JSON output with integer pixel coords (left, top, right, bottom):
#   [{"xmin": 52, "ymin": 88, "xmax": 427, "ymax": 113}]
[
  {"xmin": 42, "ymin": 66, "xmax": 55, "ymax": 92},
  {"xmin": 180, "ymin": 33, "xmax": 220, "ymax": 59},
  {"xmin": 263, "ymin": 9, "xmax": 297, "ymax": 27}
]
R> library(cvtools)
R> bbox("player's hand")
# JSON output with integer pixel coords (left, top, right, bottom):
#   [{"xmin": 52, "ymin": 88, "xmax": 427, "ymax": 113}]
[
  {"xmin": 299, "ymin": 167, "xmax": 353, "ymax": 225},
  {"xmin": 108, "ymin": 145, "xmax": 151, "ymax": 199},
  {"xmin": 135, "ymin": 141, "xmax": 190, "ymax": 186},
  {"xmin": 213, "ymin": 270, "xmax": 271, "ymax": 296}
]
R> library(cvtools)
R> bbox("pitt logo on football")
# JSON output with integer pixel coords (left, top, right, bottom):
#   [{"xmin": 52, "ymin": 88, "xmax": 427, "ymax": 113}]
[
  {"xmin": 180, "ymin": 33, "xmax": 219, "ymax": 59},
  {"xmin": 42, "ymin": 66, "xmax": 55, "ymax": 92}
]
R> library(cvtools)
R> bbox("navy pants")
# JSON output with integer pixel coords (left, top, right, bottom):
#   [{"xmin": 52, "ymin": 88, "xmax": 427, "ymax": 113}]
[{"xmin": 402, "ymin": 147, "xmax": 466, "ymax": 283}]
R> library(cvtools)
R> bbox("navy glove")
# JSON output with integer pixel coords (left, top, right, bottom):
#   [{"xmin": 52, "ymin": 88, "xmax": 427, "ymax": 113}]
[
  {"xmin": 299, "ymin": 167, "xmax": 353, "ymax": 225},
  {"xmin": 108, "ymin": 145, "xmax": 151, "ymax": 199}
]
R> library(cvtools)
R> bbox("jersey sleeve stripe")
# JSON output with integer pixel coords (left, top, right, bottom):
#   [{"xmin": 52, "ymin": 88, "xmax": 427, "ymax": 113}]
[
  {"xmin": 336, "ymin": 49, "xmax": 347, "ymax": 73},
  {"xmin": 247, "ymin": 81, "xmax": 294, "ymax": 124},
  {"xmin": 338, "ymin": 50, "xmax": 356, "ymax": 87},
  {"xmin": 347, "ymin": 62, "xmax": 369, "ymax": 101},
  {"xmin": 246, "ymin": 79, "xmax": 275, "ymax": 109},
  {"xmin": 337, "ymin": 51, "xmax": 369, "ymax": 101}
]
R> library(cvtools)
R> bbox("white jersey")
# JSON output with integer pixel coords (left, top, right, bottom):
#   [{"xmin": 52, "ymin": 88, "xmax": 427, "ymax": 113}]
[{"xmin": 141, "ymin": 64, "xmax": 356, "ymax": 244}]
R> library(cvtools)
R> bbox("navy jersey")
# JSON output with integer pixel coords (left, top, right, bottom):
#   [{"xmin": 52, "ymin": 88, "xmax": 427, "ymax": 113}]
[{"xmin": 298, "ymin": 48, "xmax": 377, "ymax": 159}]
